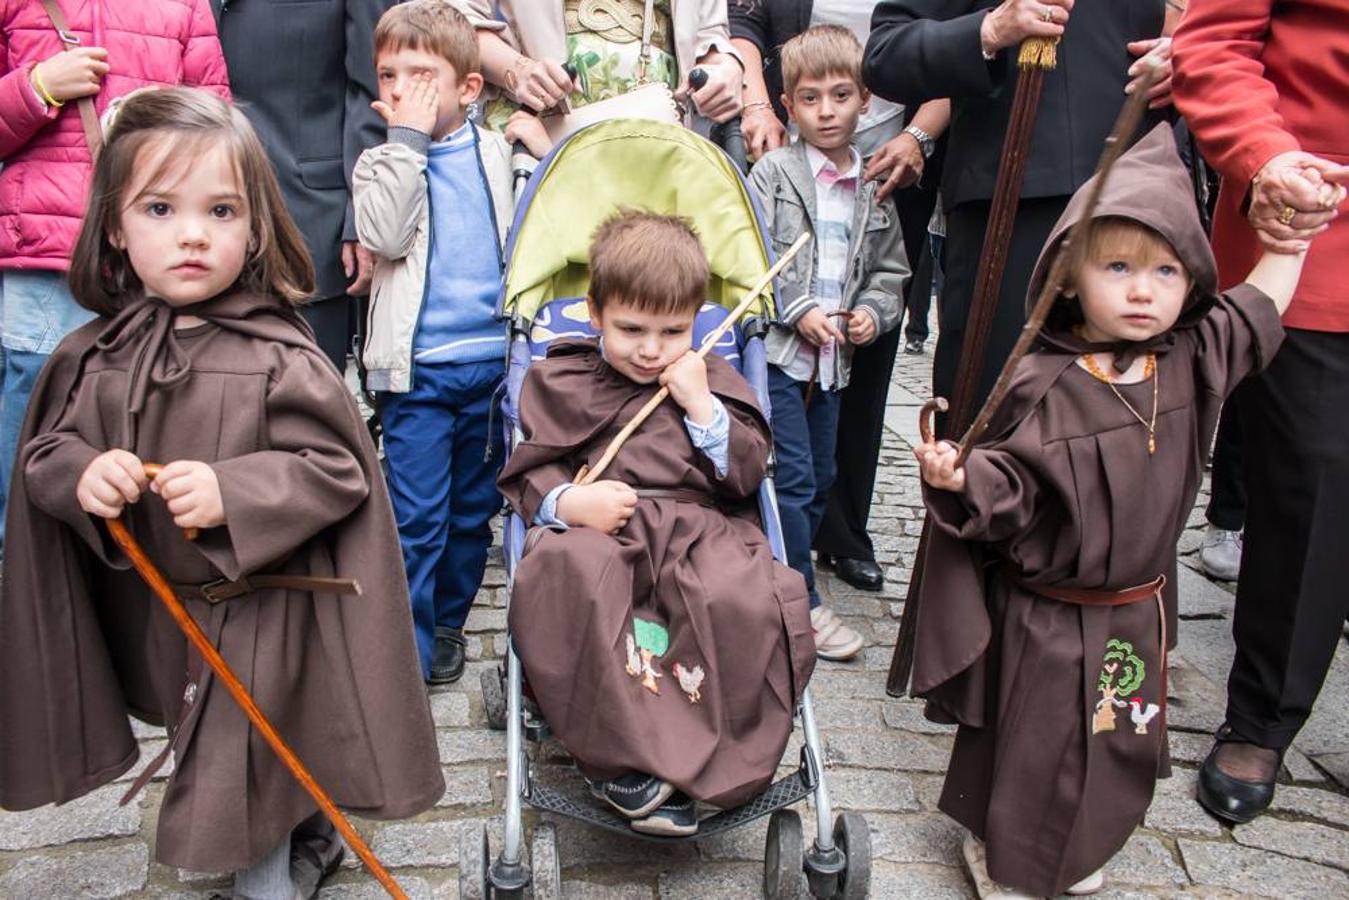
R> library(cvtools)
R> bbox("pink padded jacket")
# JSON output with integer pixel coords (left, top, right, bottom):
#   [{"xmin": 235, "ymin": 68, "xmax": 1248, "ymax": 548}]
[{"xmin": 0, "ymin": 0, "xmax": 230, "ymax": 272}]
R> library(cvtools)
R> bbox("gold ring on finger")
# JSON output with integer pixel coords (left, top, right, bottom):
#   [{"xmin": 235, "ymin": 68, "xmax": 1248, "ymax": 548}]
[
  {"xmin": 1278, "ymin": 205, "xmax": 1297, "ymax": 226},
  {"xmin": 1041, "ymin": 7, "xmax": 1054, "ymax": 22}
]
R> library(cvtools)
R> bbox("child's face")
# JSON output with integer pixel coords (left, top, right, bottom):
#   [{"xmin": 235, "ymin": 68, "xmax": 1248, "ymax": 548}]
[
  {"xmin": 376, "ymin": 46, "xmax": 482, "ymax": 140},
  {"xmin": 782, "ymin": 72, "xmax": 867, "ymax": 157},
  {"xmin": 588, "ymin": 296, "xmax": 696, "ymax": 385},
  {"xmin": 1072, "ymin": 247, "xmax": 1191, "ymax": 343},
  {"xmin": 113, "ymin": 140, "xmax": 251, "ymax": 307}
]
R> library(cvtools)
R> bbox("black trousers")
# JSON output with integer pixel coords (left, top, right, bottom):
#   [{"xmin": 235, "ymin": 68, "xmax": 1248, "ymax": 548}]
[
  {"xmin": 1227, "ymin": 328, "xmax": 1349, "ymax": 750},
  {"xmin": 302, "ymin": 294, "xmax": 354, "ymax": 372},
  {"xmin": 1205, "ymin": 391, "xmax": 1247, "ymax": 531},
  {"xmin": 813, "ymin": 181, "xmax": 937, "ymax": 561}
]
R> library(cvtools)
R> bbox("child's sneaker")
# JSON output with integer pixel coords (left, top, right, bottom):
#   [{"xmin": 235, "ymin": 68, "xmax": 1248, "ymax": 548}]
[
  {"xmin": 1065, "ymin": 868, "xmax": 1105, "ymax": 895},
  {"xmin": 630, "ymin": 790, "xmax": 698, "ymax": 836},
  {"xmin": 811, "ymin": 606, "xmax": 864, "ymax": 661},
  {"xmin": 591, "ymin": 773, "xmax": 674, "ymax": 819}
]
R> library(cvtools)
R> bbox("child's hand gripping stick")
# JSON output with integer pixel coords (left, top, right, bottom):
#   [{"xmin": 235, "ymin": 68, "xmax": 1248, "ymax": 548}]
[{"xmin": 142, "ymin": 462, "xmax": 198, "ymax": 541}]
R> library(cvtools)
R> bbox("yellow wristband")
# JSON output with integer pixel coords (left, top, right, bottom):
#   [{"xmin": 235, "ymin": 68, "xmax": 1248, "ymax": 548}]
[{"xmin": 31, "ymin": 64, "xmax": 64, "ymax": 108}]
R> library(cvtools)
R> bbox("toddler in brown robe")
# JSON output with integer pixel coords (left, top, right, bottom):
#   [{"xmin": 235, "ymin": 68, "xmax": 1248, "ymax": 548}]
[
  {"xmin": 0, "ymin": 90, "xmax": 443, "ymax": 899},
  {"xmin": 497, "ymin": 211, "xmax": 816, "ymax": 836},
  {"xmin": 911, "ymin": 125, "xmax": 1340, "ymax": 897}
]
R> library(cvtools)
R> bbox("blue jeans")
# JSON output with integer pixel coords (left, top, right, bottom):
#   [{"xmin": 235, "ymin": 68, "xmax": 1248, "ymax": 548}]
[
  {"xmin": 0, "ymin": 271, "xmax": 97, "ymax": 550},
  {"xmin": 381, "ymin": 358, "xmax": 505, "ymax": 678},
  {"xmin": 768, "ymin": 365, "xmax": 841, "ymax": 608}
]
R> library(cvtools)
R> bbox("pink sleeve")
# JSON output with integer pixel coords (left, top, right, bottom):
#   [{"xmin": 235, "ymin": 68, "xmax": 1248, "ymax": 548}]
[
  {"xmin": 1171, "ymin": 0, "xmax": 1299, "ymax": 187},
  {"xmin": 0, "ymin": 58, "xmax": 60, "ymax": 159},
  {"xmin": 181, "ymin": 0, "xmax": 232, "ymax": 99}
]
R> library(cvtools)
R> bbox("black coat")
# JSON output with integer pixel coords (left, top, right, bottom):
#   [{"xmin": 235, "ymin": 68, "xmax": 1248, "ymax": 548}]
[
  {"xmin": 863, "ymin": 0, "xmax": 1165, "ymax": 211},
  {"xmin": 212, "ymin": 0, "xmax": 392, "ymax": 300}
]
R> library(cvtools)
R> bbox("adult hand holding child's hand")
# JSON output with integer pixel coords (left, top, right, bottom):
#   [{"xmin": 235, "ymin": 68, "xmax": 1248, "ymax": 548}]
[
  {"xmin": 659, "ymin": 351, "xmax": 715, "ymax": 425},
  {"xmin": 557, "ymin": 480, "xmax": 639, "ymax": 534},
  {"xmin": 915, "ymin": 441, "xmax": 966, "ymax": 494},
  {"xmin": 1249, "ymin": 152, "xmax": 1349, "ymax": 253},
  {"xmin": 371, "ymin": 72, "xmax": 439, "ymax": 135},
  {"xmin": 150, "ymin": 461, "xmax": 226, "ymax": 531},
  {"xmin": 77, "ymin": 449, "xmax": 149, "ymax": 519}
]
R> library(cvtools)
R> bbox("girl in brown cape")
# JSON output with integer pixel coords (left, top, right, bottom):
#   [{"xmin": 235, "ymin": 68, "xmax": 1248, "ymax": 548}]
[
  {"xmin": 497, "ymin": 212, "xmax": 816, "ymax": 836},
  {"xmin": 0, "ymin": 89, "xmax": 443, "ymax": 898},
  {"xmin": 911, "ymin": 125, "xmax": 1339, "ymax": 898}
]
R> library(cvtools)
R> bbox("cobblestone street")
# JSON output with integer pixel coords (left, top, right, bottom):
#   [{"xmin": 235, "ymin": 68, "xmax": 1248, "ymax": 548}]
[{"xmin": 2, "ymin": 343, "xmax": 1347, "ymax": 899}]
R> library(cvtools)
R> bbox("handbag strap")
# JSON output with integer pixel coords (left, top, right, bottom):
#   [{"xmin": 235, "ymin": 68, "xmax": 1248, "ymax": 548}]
[
  {"xmin": 38, "ymin": 0, "xmax": 103, "ymax": 162},
  {"xmin": 636, "ymin": 0, "xmax": 656, "ymax": 84}
]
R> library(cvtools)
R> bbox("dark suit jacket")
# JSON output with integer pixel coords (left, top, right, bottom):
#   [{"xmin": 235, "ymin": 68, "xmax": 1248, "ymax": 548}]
[
  {"xmin": 212, "ymin": 0, "xmax": 392, "ymax": 300},
  {"xmin": 864, "ymin": 0, "xmax": 1165, "ymax": 211}
]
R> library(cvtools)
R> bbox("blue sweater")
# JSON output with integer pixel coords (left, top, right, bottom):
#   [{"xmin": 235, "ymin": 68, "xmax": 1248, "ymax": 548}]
[{"xmin": 414, "ymin": 123, "xmax": 505, "ymax": 365}]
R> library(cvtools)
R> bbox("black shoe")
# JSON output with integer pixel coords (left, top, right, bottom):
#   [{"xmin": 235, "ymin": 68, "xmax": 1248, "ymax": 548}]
[
  {"xmin": 427, "ymin": 626, "xmax": 466, "ymax": 685},
  {"xmin": 835, "ymin": 557, "xmax": 884, "ymax": 591},
  {"xmin": 630, "ymin": 791, "xmax": 698, "ymax": 836},
  {"xmin": 594, "ymin": 773, "xmax": 674, "ymax": 819},
  {"xmin": 1197, "ymin": 734, "xmax": 1277, "ymax": 825},
  {"xmin": 903, "ymin": 338, "xmax": 925, "ymax": 355}
]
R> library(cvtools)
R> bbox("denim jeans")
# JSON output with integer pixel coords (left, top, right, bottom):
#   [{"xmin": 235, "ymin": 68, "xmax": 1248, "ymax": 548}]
[{"xmin": 0, "ymin": 271, "xmax": 97, "ymax": 550}]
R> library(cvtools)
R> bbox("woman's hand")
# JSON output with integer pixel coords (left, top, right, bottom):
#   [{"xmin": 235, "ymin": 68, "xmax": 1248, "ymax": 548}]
[
  {"xmin": 864, "ymin": 132, "xmax": 925, "ymax": 202},
  {"xmin": 742, "ymin": 104, "xmax": 787, "ymax": 161},
  {"xmin": 556, "ymin": 480, "xmax": 639, "ymax": 534},
  {"xmin": 914, "ymin": 441, "xmax": 966, "ymax": 493},
  {"xmin": 31, "ymin": 47, "xmax": 109, "ymax": 104},
  {"xmin": 507, "ymin": 56, "xmax": 572, "ymax": 112},
  {"xmin": 681, "ymin": 52, "xmax": 743, "ymax": 123},
  {"xmin": 77, "ymin": 449, "xmax": 148, "ymax": 519},
  {"xmin": 504, "ymin": 109, "xmax": 554, "ymax": 158},
  {"xmin": 980, "ymin": 0, "xmax": 1072, "ymax": 55},
  {"xmin": 1125, "ymin": 37, "xmax": 1173, "ymax": 109},
  {"xmin": 151, "ymin": 461, "xmax": 226, "ymax": 531},
  {"xmin": 1249, "ymin": 152, "xmax": 1349, "ymax": 253}
]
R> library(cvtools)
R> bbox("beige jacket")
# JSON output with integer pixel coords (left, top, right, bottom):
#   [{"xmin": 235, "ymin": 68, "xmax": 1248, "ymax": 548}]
[
  {"xmin": 452, "ymin": 0, "xmax": 741, "ymax": 93},
  {"xmin": 352, "ymin": 124, "xmax": 514, "ymax": 393}
]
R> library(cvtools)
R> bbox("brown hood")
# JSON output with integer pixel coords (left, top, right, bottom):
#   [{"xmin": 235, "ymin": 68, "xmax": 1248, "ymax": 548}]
[{"xmin": 1026, "ymin": 124, "xmax": 1218, "ymax": 359}]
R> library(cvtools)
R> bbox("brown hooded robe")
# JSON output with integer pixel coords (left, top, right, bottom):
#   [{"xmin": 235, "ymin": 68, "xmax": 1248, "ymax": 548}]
[
  {"xmin": 497, "ymin": 339, "xmax": 816, "ymax": 808},
  {"xmin": 911, "ymin": 126, "xmax": 1285, "ymax": 895},
  {"xmin": 0, "ymin": 293, "xmax": 444, "ymax": 873}
]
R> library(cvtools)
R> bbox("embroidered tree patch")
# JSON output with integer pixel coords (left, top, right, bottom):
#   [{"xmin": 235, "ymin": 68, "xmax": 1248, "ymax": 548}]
[
  {"xmin": 1092, "ymin": 638, "xmax": 1147, "ymax": 735},
  {"xmin": 632, "ymin": 618, "xmax": 669, "ymax": 695}
]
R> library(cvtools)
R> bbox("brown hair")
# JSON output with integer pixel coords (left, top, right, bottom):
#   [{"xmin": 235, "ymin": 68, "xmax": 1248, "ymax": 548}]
[
  {"xmin": 588, "ymin": 209, "xmax": 709, "ymax": 316},
  {"xmin": 68, "ymin": 88, "xmax": 314, "ymax": 315},
  {"xmin": 1069, "ymin": 217, "xmax": 1190, "ymax": 286},
  {"xmin": 373, "ymin": 0, "xmax": 479, "ymax": 76},
  {"xmin": 780, "ymin": 24, "xmax": 864, "ymax": 96}
]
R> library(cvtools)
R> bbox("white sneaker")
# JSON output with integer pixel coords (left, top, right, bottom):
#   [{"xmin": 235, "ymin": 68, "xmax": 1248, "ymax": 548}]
[
  {"xmin": 1199, "ymin": 525, "xmax": 1242, "ymax": 581},
  {"xmin": 961, "ymin": 833, "xmax": 1038, "ymax": 899},
  {"xmin": 810, "ymin": 606, "xmax": 864, "ymax": 661}
]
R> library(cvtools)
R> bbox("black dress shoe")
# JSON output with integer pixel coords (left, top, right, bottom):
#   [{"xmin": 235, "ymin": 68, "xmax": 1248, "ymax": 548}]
[
  {"xmin": 835, "ymin": 557, "xmax": 884, "ymax": 591},
  {"xmin": 427, "ymin": 626, "xmax": 466, "ymax": 685},
  {"xmin": 595, "ymin": 773, "xmax": 674, "ymax": 819},
  {"xmin": 630, "ymin": 791, "xmax": 698, "ymax": 836},
  {"xmin": 1197, "ymin": 739, "xmax": 1277, "ymax": 824}
]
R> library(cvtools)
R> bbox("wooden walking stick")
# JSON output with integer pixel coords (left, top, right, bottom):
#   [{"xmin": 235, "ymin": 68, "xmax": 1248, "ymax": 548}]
[
  {"xmin": 107, "ymin": 465, "xmax": 408, "ymax": 900},
  {"xmin": 574, "ymin": 231, "xmax": 812, "ymax": 485},
  {"xmin": 885, "ymin": 33, "xmax": 1062, "ymax": 696}
]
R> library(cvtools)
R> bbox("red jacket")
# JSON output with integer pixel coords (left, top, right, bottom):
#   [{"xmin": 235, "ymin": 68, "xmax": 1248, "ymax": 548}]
[
  {"xmin": 1172, "ymin": 0, "xmax": 1349, "ymax": 332},
  {"xmin": 0, "ymin": 0, "xmax": 230, "ymax": 272}
]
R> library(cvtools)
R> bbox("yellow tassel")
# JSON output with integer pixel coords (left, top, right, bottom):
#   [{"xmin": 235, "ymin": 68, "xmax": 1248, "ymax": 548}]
[{"xmin": 1019, "ymin": 37, "xmax": 1059, "ymax": 70}]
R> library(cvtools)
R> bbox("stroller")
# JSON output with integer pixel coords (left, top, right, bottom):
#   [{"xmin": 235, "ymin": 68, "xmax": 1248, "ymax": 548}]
[{"xmin": 470, "ymin": 119, "xmax": 870, "ymax": 900}]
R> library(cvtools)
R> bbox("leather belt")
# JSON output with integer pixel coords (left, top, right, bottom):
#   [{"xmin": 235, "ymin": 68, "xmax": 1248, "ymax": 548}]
[
  {"xmin": 1007, "ymin": 571, "xmax": 1166, "ymax": 606},
  {"xmin": 632, "ymin": 488, "xmax": 720, "ymax": 509},
  {"xmin": 174, "ymin": 575, "xmax": 362, "ymax": 604}
]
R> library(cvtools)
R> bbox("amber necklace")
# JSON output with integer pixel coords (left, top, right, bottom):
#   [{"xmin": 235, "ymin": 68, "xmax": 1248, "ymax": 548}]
[{"xmin": 1080, "ymin": 351, "xmax": 1159, "ymax": 454}]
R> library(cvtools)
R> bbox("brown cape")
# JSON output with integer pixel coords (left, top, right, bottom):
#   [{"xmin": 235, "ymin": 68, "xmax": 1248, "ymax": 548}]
[
  {"xmin": 911, "ymin": 126, "xmax": 1285, "ymax": 894},
  {"xmin": 497, "ymin": 339, "xmax": 815, "ymax": 808},
  {"xmin": 0, "ymin": 292, "xmax": 443, "ymax": 873}
]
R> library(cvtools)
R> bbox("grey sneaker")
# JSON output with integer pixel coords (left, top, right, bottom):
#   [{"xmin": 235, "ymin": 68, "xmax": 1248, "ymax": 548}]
[{"xmin": 1199, "ymin": 525, "xmax": 1242, "ymax": 581}]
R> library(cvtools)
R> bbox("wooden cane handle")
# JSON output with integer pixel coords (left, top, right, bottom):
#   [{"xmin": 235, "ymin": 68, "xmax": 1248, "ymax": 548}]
[
  {"xmin": 142, "ymin": 463, "xmax": 199, "ymax": 541},
  {"xmin": 918, "ymin": 398, "xmax": 948, "ymax": 446}
]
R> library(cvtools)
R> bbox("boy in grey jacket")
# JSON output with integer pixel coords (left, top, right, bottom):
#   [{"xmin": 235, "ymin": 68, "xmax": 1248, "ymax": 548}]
[
  {"xmin": 353, "ymin": 1, "xmax": 514, "ymax": 685},
  {"xmin": 748, "ymin": 26, "xmax": 909, "ymax": 661}
]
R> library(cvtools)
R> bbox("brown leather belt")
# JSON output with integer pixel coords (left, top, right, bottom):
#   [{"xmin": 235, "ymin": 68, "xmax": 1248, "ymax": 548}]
[
  {"xmin": 1007, "ymin": 571, "xmax": 1166, "ymax": 606},
  {"xmin": 174, "ymin": 575, "xmax": 362, "ymax": 604},
  {"xmin": 633, "ymin": 488, "xmax": 720, "ymax": 509}
]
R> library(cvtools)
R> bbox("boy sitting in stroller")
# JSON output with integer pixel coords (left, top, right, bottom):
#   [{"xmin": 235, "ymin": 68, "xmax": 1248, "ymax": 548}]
[{"xmin": 497, "ymin": 210, "xmax": 816, "ymax": 836}]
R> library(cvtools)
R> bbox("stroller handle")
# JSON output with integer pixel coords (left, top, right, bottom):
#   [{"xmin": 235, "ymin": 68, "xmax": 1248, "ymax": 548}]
[{"xmin": 689, "ymin": 67, "xmax": 748, "ymax": 174}]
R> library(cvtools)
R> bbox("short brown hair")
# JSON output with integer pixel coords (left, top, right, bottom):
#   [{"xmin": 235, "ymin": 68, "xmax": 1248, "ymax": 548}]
[
  {"xmin": 374, "ymin": 0, "xmax": 479, "ymax": 76},
  {"xmin": 588, "ymin": 210, "xmax": 709, "ymax": 316},
  {"xmin": 780, "ymin": 24, "xmax": 864, "ymax": 96},
  {"xmin": 68, "ymin": 88, "xmax": 314, "ymax": 315}
]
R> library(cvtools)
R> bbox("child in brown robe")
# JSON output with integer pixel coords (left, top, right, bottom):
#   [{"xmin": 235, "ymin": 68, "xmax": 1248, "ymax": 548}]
[
  {"xmin": 0, "ymin": 90, "xmax": 443, "ymax": 899},
  {"xmin": 497, "ymin": 211, "xmax": 816, "ymax": 836},
  {"xmin": 911, "ymin": 125, "xmax": 1340, "ymax": 897}
]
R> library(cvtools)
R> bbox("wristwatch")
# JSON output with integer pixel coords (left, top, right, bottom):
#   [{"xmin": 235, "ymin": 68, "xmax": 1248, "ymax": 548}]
[{"xmin": 904, "ymin": 125, "xmax": 935, "ymax": 159}]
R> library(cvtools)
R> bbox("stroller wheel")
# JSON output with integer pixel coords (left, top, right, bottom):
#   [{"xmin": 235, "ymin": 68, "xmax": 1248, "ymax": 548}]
[
  {"xmin": 831, "ymin": 812, "xmax": 871, "ymax": 900},
  {"xmin": 459, "ymin": 823, "xmax": 491, "ymax": 900},
  {"xmin": 530, "ymin": 821, "xmax": 562, "ymax": 899},
  {"xmin": 482, "ymin": 665, "xmax": 508, "ymax": 731},
  {"xmin": 763, "ymin": 809, "xmax": 805, "ymax": 899}
]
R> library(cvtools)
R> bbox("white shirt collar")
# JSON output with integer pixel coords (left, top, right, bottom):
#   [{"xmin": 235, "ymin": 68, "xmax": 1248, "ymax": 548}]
[{"xmin": 804, "ymin": 142, "xmax": 861, "ymax": 182}]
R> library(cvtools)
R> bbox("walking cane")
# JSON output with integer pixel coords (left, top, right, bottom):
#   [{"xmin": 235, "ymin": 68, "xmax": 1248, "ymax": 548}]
[
  {"xmin": 106, "ymin": 464, "xmax": 408, "ymax": 900},
  {"xmin": 574, "ymin": 231, "xmax": 812, "ymax": 485},
  {"xmin": 886, "ymin": 62, "xmax": 1160, "ymax": 696}
]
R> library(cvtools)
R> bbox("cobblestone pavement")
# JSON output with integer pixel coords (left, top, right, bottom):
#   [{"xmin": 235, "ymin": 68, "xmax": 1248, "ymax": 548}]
[{"xmin": 2, "ymin": 337, "xmax": 1347, "ymax": 899}]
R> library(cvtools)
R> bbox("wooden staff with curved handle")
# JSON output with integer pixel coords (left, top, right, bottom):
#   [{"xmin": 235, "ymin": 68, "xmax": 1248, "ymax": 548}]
[
  {"xmin": 575, "ymin": 231, "xmax": 812, "ymax": 485},
  {"xmin": 106, "ymin": 465, "xmax": 407, "ymax": 900}
]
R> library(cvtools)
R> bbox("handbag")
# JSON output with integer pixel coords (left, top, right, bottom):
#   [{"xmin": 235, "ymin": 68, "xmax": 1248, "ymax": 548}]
[
  {"xmin": 38, "ymin": 0, "xmax": 103, "ymax": 161},
  {"xmin": 540, "ymin": 0, "xmax": 681, "ymax": 143}
]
